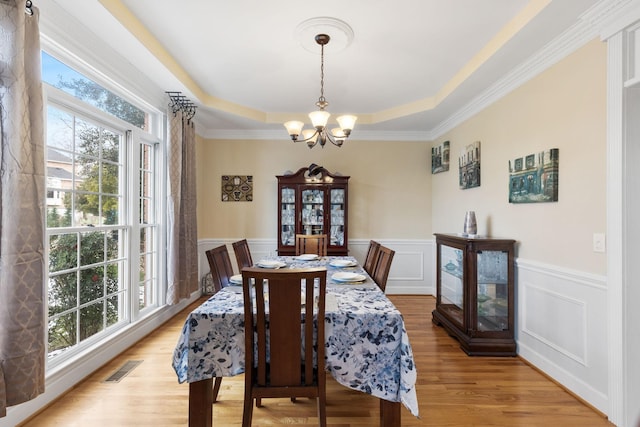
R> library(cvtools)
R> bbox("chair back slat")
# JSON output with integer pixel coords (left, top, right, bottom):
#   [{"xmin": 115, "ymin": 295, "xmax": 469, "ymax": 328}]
[
  {"xmin": 295, "ymin": 234, "xmax": 328, "ymax": 256},
  {"xmin": 363, "ymin": 240, "xmax": 380, "ymax": 275},
  {"xmin": 205, "ymin": 245, "xmax": 234, "ymax": 292},
  {"xmin": 371, "ymin": 245, "xmax": 395, "ymax": 292},
  {"xmin": 264, "ymin": 276, "xmax": 304, "ymax": 386},
  {"xmin": 232, "ymin": 239, "xmax": 253, "ymax": 269}
]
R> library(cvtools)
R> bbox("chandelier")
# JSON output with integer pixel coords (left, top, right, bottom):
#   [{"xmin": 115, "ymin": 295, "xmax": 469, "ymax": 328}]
[{"xmin": 284, "ymin": 34, "xmax": 357, "ymax": 148}]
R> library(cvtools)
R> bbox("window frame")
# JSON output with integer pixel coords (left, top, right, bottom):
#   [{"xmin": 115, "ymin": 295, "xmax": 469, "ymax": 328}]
[{"xmin": 43, "ymin": 73, "xmax": 165, "ymax": 369}]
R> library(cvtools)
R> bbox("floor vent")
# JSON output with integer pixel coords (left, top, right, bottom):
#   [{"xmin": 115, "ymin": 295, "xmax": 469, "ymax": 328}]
[{"xmin": 103, "ymin": 360, "xmax": 143, "ymax": 383}]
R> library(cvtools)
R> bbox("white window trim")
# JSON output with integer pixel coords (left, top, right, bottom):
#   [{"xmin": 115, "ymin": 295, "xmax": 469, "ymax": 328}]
[{"xmin": 43, "ymin": 80, "xmax": 166, "ymax": 370}]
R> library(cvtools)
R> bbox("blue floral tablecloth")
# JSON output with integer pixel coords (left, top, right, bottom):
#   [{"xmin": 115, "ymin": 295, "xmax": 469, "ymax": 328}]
[{"xmin": 171, "ymin": 256, "xmax": 419, "ymax": 417}]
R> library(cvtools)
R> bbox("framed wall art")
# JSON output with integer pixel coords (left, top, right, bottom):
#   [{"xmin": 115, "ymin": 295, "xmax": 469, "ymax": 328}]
[
  {"xmin": 221, "ymin": 175, "xmax": 253, "ymax": 202},
  {"xmin": 431, "ymin": 140, "xmax": 450, "ymax": 174},
  {"xmin": 508, "ymin": 148, "xmax": 559, "ymax": 203},
  {"xmin": 459, "ymin": 141, "xmax": 481, "ymax": 189}
]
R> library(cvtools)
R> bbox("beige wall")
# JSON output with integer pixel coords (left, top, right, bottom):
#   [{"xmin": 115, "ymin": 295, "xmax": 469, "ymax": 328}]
[
  {"xmin": 432, "ymin": 39, "xmax": 607, "ymax": 274},
  {"xmin": 195, "ymin": 138, "xmax": 432, "ymax": 240},
  {"xmin": 196, "ymin": 38, "xmax": 606, "ymax": 275}
]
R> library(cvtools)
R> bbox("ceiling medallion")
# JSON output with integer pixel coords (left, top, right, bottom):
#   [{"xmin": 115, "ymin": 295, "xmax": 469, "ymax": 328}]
[{"xmin": 294, "ymin": 17, "xmax": 354, "ymax": 54}]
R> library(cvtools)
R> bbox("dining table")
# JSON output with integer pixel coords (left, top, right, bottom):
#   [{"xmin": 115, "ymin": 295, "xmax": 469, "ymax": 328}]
[{"xmin": 172, "ymin": 255, "xmax": 419, "ymax": 427}]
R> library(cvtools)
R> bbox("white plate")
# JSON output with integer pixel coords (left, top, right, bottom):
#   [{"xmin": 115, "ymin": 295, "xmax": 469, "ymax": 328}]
[
  {"xmin": 329, "ymin": 259, "xmax": 357, "ymax": 267},
  {"xmin": 332, "ymin": 272, "xmax": 366, "ymax": 283},
  {"xmin": 229, "ymin": 274, "xmax": 242, "ymax": 285},
  {"xmin": 257, "ymin": 260, "xmax": 286, "ymax": 269},
  {"xmin": 296, "ymin": 254, "xmax": 319, "ymax": 261}
]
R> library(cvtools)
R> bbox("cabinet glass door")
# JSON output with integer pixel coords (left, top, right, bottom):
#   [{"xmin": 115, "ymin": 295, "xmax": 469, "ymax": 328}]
[
  {"xmin": 476, "ymin": 250, "xmax": 509, "ymax": 332},
  {"xmin": 439, "ymin": 244, "xmax": 464, "ymax": 328},
  {"xmin": 301, "ymin": 188, "xmax": 324, "ymax": 235},
  {"xmin": 329, "ymin": 188, "xmax": 345, "ymax": 246},
  {"xmin": 280, "ymin": 187, "xmax": 295, "ymax": 246}
]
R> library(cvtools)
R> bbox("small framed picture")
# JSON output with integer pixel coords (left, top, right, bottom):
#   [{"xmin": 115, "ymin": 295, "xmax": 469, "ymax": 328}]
[
  {"xmin": 459, "ymin": 141, "xmax": 481, "ymax": 189},
  {"xmin": 431, "ymin": 141, "xmax": 450, "ymax": 174},
  {"xmin": 221, "ymin": 175, "xmax": 253, "ymax": 201},
  {"xmin": 508, "ymin": 149, "xmax": 559, "ymax": 203}
]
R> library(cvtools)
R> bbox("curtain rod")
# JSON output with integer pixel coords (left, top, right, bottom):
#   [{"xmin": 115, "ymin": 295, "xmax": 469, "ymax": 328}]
[
  {"xmin": 25, "ymin": 0, "xmax": 33, "ymax": 15},
  {"xmin": 166, "ymin": 91, "xmax": 197, "ymax": 121}
]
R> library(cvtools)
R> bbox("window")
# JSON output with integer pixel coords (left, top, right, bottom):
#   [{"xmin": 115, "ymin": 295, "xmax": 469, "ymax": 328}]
[
  {"xmin": 137, "ymin": 141, "xmax": 158, "ymax": 310},
  {"xmin": 43, "ymin": 52, "xmax": 162, "ymax": 363},
  {"xmin": 42, "ymin": 53, "xmax": 149, "ymax": 131}
]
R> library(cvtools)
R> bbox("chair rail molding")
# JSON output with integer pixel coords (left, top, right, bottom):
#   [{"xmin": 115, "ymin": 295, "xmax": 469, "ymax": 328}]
[{"xmin": 197, "ymin": 238, "xmax": 434, "ymax": 295}]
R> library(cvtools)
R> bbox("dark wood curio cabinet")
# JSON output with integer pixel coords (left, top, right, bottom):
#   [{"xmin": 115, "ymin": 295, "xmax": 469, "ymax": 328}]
[
  {"xmin": 276, "ymin": 166, "xmax": 349, "ymax": 256},
  {"xmin": 432, "ymin": 233, "xmax": 516, "ymax": 356}
]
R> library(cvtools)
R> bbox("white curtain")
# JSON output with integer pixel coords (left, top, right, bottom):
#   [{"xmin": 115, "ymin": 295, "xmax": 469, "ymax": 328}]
[
  {"xmin": 0, "ymin": 0, "xmax": 45, "ymax": 417},
  {"xmin": 166, "ymin": 107, "xmax": 198, "ymax": 304}
]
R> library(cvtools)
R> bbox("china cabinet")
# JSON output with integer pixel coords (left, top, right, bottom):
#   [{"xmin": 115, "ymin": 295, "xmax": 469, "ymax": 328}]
[
  {"xmin": 277, "ymin": 166, "xmax": 349, "ymax": 256},
  {"xmin": 432, "ymin": 233, "xmax": 516, "ymax": 356}
]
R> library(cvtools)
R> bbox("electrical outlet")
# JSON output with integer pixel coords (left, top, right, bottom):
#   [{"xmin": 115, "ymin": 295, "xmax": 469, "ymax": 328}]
[{"xmin": 593, "ymin": 233, "xmax": 606, "ymax": 253}]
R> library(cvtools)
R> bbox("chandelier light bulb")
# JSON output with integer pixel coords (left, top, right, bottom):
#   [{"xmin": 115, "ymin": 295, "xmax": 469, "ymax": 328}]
[
  {"xmin": 309, "ymin": 110, "xmax": 330, "ymax": 129},
  {"xmin": 284, "ymin": 121, "xmax": 304, "ymax": 138},
  {"xmin": 336, "ymin": 115, "xmax": 357, "ymax": 134}
]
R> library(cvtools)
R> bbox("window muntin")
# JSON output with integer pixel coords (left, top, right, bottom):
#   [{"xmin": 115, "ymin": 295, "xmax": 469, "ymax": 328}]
[
  {"xmin": 137, "ymin": 141, "xmax": 157, "ymax": 311},
  {"xmin": 46, "ymin": 106, "xmax": 125, "ymax": 228}
]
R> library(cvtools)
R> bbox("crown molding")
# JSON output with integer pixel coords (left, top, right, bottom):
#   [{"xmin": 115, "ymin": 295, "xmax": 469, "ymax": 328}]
[
  {"xmin": 196, "ymin": 127, "xmax": 432, "ymax": 142},
  {"xmin": 584, "ymin": 0, "xmax": 639, "ymax": 40},
  {"xmin": 429, "ymin": 0, "xmax": 622, "ymax": 140}
]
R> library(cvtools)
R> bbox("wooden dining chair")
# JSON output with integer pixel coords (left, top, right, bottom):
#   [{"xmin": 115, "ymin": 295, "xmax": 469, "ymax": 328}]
[
  {"xmin": 295, "ymin": 234, "xmax": 328, "ymax": 256},
  {"xmin": 204, "ymin": 244, "xmax": 235, "ymax": 403},
  {"xmin": 240, "ymin": 266, "xmax": 327, "ymax": 427},
  {"xmin": 363, "ymin": 240, "xmax": 381, "ymax": 276},
  {"xmin": 371, "ymin": 245, "xmax": 395, "ymax": 292},
  {"xmin": 205, "ymin": 244, "xmax": 235, "ymax": 292},
  {"xmin": 232, "ymin": 239, "xmax": 253, "ymax": 270}
]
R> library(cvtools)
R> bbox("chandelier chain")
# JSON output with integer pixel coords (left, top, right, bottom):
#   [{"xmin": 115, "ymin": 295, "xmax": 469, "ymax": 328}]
[{"xmin": 316, "ymin": 42, "xmax": 327, "ymax": 109}]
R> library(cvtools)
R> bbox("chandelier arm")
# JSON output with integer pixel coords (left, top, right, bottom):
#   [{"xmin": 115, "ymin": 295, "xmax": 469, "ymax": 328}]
[
  {"xmin": 323, "ymin": 130, "xmax": 344, "ymax": 147},
  {"xmin": 292, "ymin": 129, "xmax": 321, "ymax": 143},
  {"xmin": 291, "ymin": 128, "xmax": 347, "ymax": 148}
]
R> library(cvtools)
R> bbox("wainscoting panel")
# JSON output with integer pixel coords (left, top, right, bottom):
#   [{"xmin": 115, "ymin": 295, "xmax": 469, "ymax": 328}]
[
  {"xmin": 516, "ymin": 259, "xmax": 608, "ymax": 414},
  {"xmin": 350, "ymin": 239, "xmax": 434, "ymax": 294},
  {"xmin": 197, "ymin": 238, "xmax": 435, "ymax": 295},
  {"xmin": 522, "ymin": 285, "xmax": 587, "ymax": 364}
]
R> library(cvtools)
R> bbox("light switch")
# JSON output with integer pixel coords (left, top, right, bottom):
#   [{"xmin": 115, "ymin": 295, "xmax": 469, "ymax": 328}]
[{"xmin": 593, "ymin": 233, "xmax": 606, "ymax": 253}]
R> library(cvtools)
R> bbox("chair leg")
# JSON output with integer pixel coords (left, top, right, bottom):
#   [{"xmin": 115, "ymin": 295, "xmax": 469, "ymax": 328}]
[
  {"xmin": 256, "ymin": 397, "xmax": 262, "ymax": 407},
  {"xmin": 242, "ymin": 396, "xmax": 254, "ymax": 427},
  {"xmin": 212, "ymin": 377, "xmax": 222, "ymax": 403},
  {"xmin": 317, "ymin": 395, "xmax": 327, "ymax": 427},
  {"xmin": 318, "ymin": 371, "xmax": 327, "ymax": 427}
]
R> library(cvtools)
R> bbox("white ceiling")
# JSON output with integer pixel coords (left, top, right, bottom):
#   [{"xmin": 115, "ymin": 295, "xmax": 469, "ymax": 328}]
[{"xmin": 44, "ymin": 0, "xmax": 603, "ymax": 140}]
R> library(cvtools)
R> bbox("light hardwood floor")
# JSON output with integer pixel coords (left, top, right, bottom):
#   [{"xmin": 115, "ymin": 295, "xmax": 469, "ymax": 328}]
[{"xmin": 21, "ymin": 295, "xmax": 612, "ymax": 426}]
